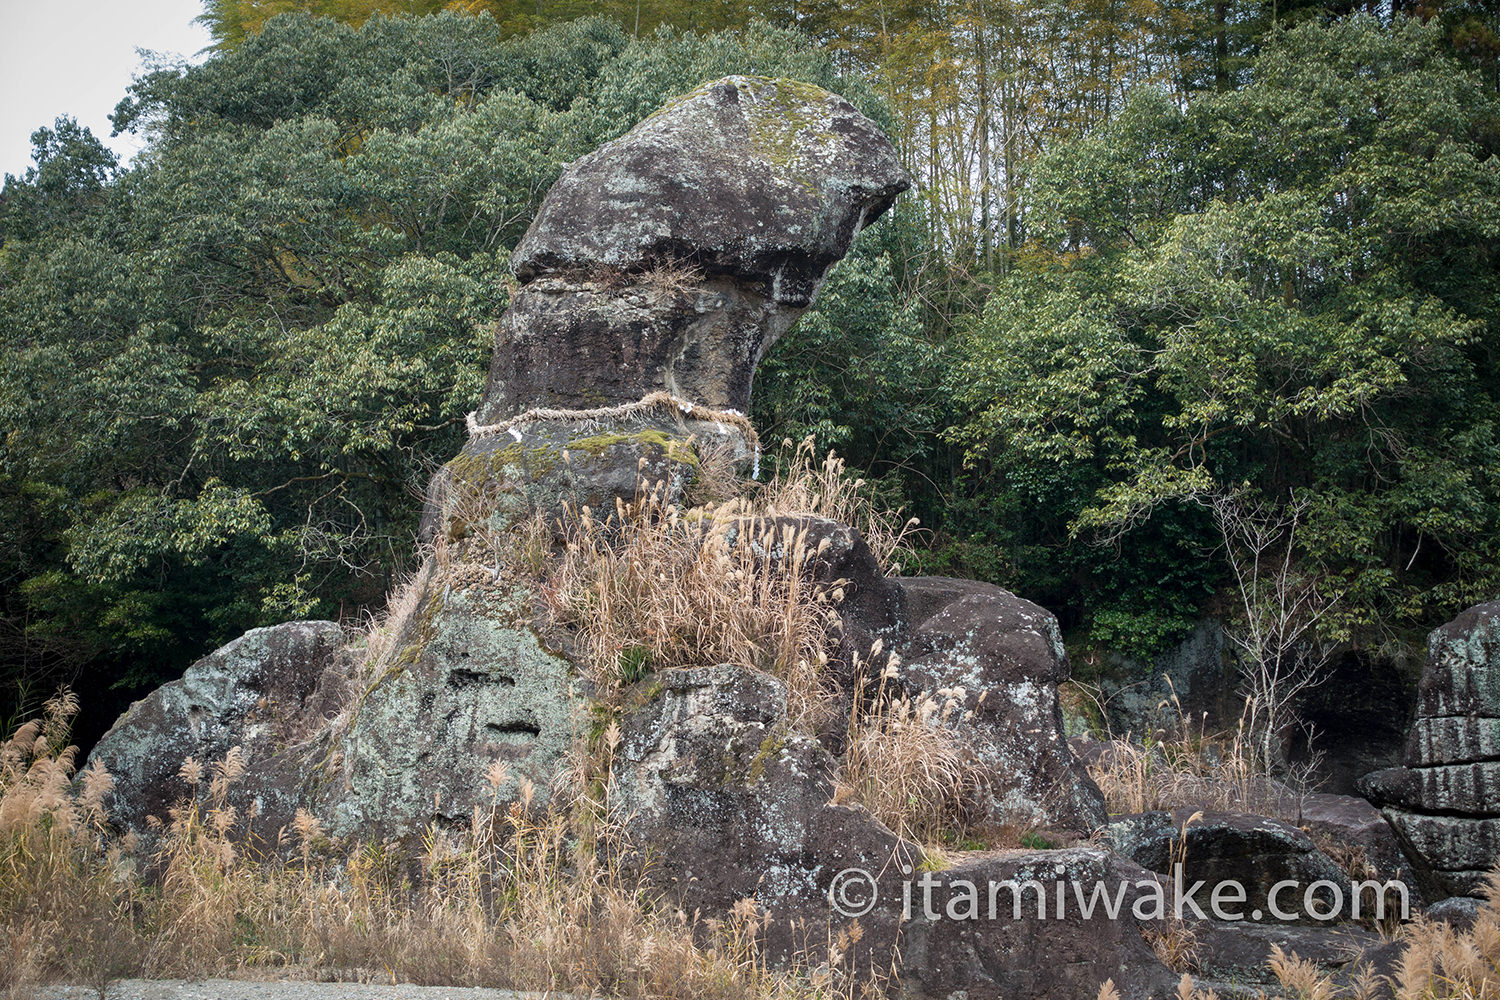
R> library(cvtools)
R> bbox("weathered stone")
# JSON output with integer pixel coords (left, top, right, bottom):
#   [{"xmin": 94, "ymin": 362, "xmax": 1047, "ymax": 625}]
[
  {"xmin": 1381, "ymin": 810, "xmax": 1500, "ymax": 896},
  {"xmin": 88, "ymin": 621, "xmax": 352, "ymax": 844},
  {"xmin": 1414, "ymin": 599, "xmax": 1500, "ymax": 718},
  {"xmin": 1361, "ymin": 598, "xmax": 1500, "ymax": 899},
  {"xmin": 609, "ymin": 663, "xmax": 908, "ymax": 968},
  {"xmin": 889, "ymin": 577, "xmax": 1108, "ymax": 833},
  {"xmin": 609, "ymin": 662, "xmax": 1174, "ymax": 998},
  {"xmin": 1194, "ymin": 921, "xmax": 1394, "ymax": 996},
  {"xmin": 1105, "ymin": 810, "xmax": 1356, "ymax": 922},
  {"xmin": 477, "ymin": 274, "xmax": 802, "ymax": 421},
  {"xmin": 898, "ymin": 849, "xmax": 1177, "ymax": 1000},
  {"xmin": 1362, "ymin": 763, "xmax": 1500, "ymax": 816},
  {"xmin": 1089, "ymin": 620, "xmax": 1238, "ymax": 739},
  {"xmin": 1407, "ymin": 715, "xmax": 1500, "ymax": 767},
  {"xmin": 1427, "ymin": 895, "xmax": 1483, "ymax": 930},
  {"xmin": 420, "ymin": 409, "xmax": 751, "ymax": 543},
  {"xmin": 511, "ymin": 76, "xmax": 909, "ymax": 300},
  {"xmin": 1298, "ymin": 792, "xmax": 1422, "ymax": 906},
  {"xmin": 724, "ymin": 513, "xmax": 902, "ymax": 691},
  {"xmin": 328, "ymin": 576, "xmax": 575, "ymax": 840},
  {"xmin": 477, "ymin": 75, "xmax": 910, "ymax": 422}
]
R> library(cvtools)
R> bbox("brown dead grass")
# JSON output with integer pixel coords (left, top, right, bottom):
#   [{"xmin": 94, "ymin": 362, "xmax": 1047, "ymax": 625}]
[
  {"xmin": 1098, "ymin": 871, "xmax": 1500, "ymax": 1000},
  {"xmin": 757, "ymin": 436, "xmax": 919, "ymax": 575},
  {"xmin": 1084, "ymin": 684, "xmax": 1304, "ymax": 822},
  {"xmin": 835, "ymin": 656, "xmax": 970, "ymax": 844},
  {"xmin": 542, "ymin": 480, "xmax": 844, "ymax": 731},
  {"xmin": 0, "ymin": 694, "xmax": 873, "ymax": 999}
]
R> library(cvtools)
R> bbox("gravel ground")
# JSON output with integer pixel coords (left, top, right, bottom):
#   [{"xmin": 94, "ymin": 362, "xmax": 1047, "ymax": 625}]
[{"xmin": 31, "ymin": 982, "xmax": 566, "ymax": 1000}]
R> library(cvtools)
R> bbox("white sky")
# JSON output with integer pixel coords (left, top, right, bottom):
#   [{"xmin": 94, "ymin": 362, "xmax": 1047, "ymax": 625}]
[{"xmin": 1, "ymin": 0, "xmax": 212, "ymax": 179}]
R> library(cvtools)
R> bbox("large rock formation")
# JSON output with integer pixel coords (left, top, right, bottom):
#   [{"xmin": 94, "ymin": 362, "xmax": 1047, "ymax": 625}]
[
  {"xmin": 476, "ymin": 75, "xmax": 911, "ymax": 422},
  {"xmin": 610, "ymin": 662, "xmax": 1171, "ymax": 999},
  {"xmin": 1361, "ymin": 599, "xmax": 1500, "ymax": 898},
  {"xmin": 86, "ymin": 76, "xmax": 1135, "ymax": 996}
]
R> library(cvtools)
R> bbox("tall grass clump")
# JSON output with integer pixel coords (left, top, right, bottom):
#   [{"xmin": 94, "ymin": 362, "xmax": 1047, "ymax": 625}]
[
  {"xmin": 836, "ymin": 651, "xmax": 970, "ymax": 844},
  {"xmin": 0, "ymin": 691, "xmax": 140, "ymax": 994},
  {"xmin": 543, "ymin": 478, "xmax": 845, "ymax": 730},
  {"xmin": 1083, "ymin": 682, "xmax": 1310, "ymax": 822},
  {"xmin": 758, "ymin": 436, "xmax": 920, "ymax": 574}
]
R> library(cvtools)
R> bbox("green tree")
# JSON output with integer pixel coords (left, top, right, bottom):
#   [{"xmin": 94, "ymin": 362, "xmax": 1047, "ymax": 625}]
[{"xmin": 950, "ymin": 15, "xmax": 1500, "ymax": 651}]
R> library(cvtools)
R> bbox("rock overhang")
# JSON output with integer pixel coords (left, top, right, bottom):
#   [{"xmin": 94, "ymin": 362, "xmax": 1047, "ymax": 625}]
[{"xmin": 510, "ymin": 74, "xmax": 913, "ymax": 306}]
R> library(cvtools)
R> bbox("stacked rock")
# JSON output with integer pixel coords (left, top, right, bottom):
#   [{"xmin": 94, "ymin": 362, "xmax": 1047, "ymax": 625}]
[{"xmin": 1362, "ymin": 599, "xmax": 1500, "ymax": 898}]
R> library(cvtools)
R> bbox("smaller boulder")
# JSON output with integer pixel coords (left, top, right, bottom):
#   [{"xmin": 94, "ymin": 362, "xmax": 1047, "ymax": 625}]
[
  {"xmin": 899, "ymin": 849, "xmax": 1177, "ymax": 1000},
  {"xmin": 890, "ymin": 577, "xmax": 1108, "ymax": 833},
  {"xmin": 1298, "ymin": 792, "xmax": 1422, "ymax": 907},
  {"xmin": 88, "ymin": 621, "xmax": 351, "ymax": 844},
  {"xmin": 1105, "ymin": 810, "xmax": 1360, "ymax": 923},
  {"xmin": 1426, "ymin": 895, "xmax": 1482, "ymax": 930},
  {"xmin": 610, "ymin": 663, "xmax": 908, "ymax": 968}
]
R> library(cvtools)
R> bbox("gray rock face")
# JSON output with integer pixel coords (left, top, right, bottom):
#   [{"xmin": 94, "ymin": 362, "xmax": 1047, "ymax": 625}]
[
  {"xmin": 89, "ymin": 621, "xmax": 352, "ymax": 845},
  {"xmin": 891, "ymin": 577, "xmax": 1108, "ymax": 833},
  {"xmin": 1193, "ymin": 921, "xmax": 1393, "ymax": 995},
  {"xmin": 480, "ymin": 274, "xmax": 799, "ymax": 421},
  {"xmin": 1105, "ymin": 810, "xmax": 1358, "ymax": 923},
  {"xmin": 476, "ymin": 75, "xmax": 911, "ymax": 422},
  {"xmin": 610, "ymin": 662, "xmax": 1173, "ymax": 998},
  {"xmin": 420, "ymin": 408, "xmax": 752, "ymax": 544},
  {"xmin": 1088, "ymin": 620, "xmax": 1238, "ymax": 738},
  {"xmin": 1361, "ymin": 599, "xmax": 1500, "ymax": 898},
  {"xmin": 511, "ymin": 76, "xmax": 910, "ymax": 302},
  {"xmin": 610, "ymin": 664, "xmax": 907, "ymax": 966},
  {"xmin": 329, "ymin": 579, "xmax": 575, "ymax": 839},
  {"xmin": 1427, "ymin": 895, "xmax": 1483, "ymax": 930},
  {"xmin": 899, "ymin": 849, "xmax": 1176, "ymax": 1000}
]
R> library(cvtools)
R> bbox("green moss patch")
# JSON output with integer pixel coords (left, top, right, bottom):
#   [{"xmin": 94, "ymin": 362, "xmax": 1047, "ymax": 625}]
[{"xmin": 566, "ymin": 429, "xmax": 699, "ymax": 467}]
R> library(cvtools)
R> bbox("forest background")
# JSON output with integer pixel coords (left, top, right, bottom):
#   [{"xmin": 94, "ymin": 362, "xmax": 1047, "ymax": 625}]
[{"xmin": 2, "ymin": 0, "xmax": 1498, "ymax": 746}]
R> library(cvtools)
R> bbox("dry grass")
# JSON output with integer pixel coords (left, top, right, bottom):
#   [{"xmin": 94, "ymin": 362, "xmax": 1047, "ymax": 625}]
[
  {"xmin": 1379, "ymin": 875, "xmax": 1500, "ymax": 999},
  {"xmin": 1098, "ymin": 868, "xmax": 1500, "ymax": 999},
  {"xmin": 835, "ymin": 654, "xmax": 971, "ymax": 844},
  {"xmin": 0, "ymin": 694, "xmax": 871, "ymax": 999},
  {"xmin": 543, "ymin": 480, "xmax": 844, "ymax": 730},
  {"xmin": 540, "ymin": 450, "xmax": 993, "ymax": 851},
  {"xmin": 1140, "ymin": 812, "xmax": 1201, "ymax": 977},
  {"xmin": 635, "ymin": 256, "xmax": 706, "ymax": 296},
  {"xmin": 758, "ymin": 436, "xmax": 919, "ymax": 574},
  {"xmin": 1084, "ymin": 685, "xmax": 1304, "ymax": 822}
]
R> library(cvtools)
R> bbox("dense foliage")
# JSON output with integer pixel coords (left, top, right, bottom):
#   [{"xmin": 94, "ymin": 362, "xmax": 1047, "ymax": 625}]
[
  {"xmin": 2, "ymin": 4, "xmax": 1498, "ymax": 733},
  {"xmin": 0, "ymin": 13, "xmax": 881, "ymax": 732},
  {"xmin": 949, "ymin": 16, "xmax": 1500, "ymax": 650}
]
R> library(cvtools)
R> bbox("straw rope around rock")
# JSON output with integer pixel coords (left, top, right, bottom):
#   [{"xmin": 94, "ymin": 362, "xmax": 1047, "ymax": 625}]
[{"xmin": 465, "ymin": 391, "xmax": 760, "ymax": 454}]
